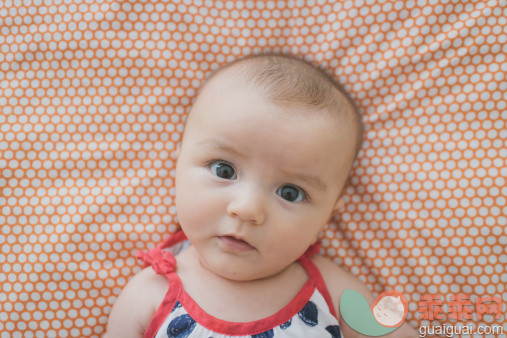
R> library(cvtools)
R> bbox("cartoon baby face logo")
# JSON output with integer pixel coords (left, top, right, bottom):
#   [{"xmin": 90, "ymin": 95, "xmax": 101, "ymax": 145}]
[
  {"xmin": 371, "ymin": 290, "xmax": 408, "ymax": 327},
  {"xmin": 340, "ymin": 289, "xmax": 409, "ymax": 336}
]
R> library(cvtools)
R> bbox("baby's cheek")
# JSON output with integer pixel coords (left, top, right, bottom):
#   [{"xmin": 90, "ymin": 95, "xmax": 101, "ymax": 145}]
[
  {"xmin": 176, "ymin": 184, "xmax": 200, "ymax": 225},
  {"xmin": 177, "ymin": 182, "xmax": 223, "ymax": 228}
]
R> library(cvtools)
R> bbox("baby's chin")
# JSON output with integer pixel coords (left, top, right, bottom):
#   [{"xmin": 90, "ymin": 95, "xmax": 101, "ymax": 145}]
[
  {"xmin": 214, "ymin": 260, "xmax": 298, "ymax": 284},
  {"xmin": 213, "ymin": 268, "xmax": 273, "ymax": 283},
  {"xmin": 198, "ymin": 254, "xmax": 268, "ymax": 282}
]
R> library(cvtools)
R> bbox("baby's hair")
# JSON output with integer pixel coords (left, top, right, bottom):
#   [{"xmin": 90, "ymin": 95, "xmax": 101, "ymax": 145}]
[{"xmin": 199, "ymin": 53, "xmax": 364, "ymax": 162}]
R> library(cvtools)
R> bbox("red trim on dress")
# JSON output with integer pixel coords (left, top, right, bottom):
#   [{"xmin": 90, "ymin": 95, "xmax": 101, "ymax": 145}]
[
  {"xmin": 138, "ymin": 232, "xmax": 338, "ymax": 337},
  {"xmin": 143, "ymin": 274, "xmax": 181, "ymax": 338},
  {"xmin": 137, "ymin": 231, "xmax": 188, "ymax": 338},
  {"xmin": 297, "ymin": 255, "xmax": 338, "ymax": 319},
  {"xmin": 178, "ymin": 278, "xmax": 315, "ymax": 335}
]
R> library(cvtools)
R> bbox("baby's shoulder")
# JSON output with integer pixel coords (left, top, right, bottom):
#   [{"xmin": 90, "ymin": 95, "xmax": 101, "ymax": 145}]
[
  {"xmin": 126, "ymin": 266, "xmax": 170, "ymax": 299},
  {"xmin": 310, "ymin": 255, "xmax": 418, "ymax": 338},
  {"xmin": 311, "ymin": 255, "xmax": 376, "ymax": 309},
  {"xmin": 104, "ymin": 267, "xmax": 169, "ymax": 337}
]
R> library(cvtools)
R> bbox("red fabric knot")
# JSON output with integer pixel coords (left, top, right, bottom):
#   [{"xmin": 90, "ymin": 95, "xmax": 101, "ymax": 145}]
[{"xmin": 137, "ymin": 247, "xmax": 177, "ymax": 276}]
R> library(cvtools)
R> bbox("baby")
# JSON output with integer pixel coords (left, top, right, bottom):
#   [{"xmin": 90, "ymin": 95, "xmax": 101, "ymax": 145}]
[{"xmin": 105, "ymin": 54, "xmax": 416, "ymax": 337}]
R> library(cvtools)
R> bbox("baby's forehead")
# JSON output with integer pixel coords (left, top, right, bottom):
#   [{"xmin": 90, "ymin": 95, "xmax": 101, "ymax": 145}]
[
  {"xmin": 195, "ymin": 70, "xmax": 354, "ymax": 136},
  {"xmin": 199, "ymin": 64, "xmax": 338, "ymax": 109},
  {"xmin": 193, "ymin": 56, "xmax": 362, "ymax": 158}
]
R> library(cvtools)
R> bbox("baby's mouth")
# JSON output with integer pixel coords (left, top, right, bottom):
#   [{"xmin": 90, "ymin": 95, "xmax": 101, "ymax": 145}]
[{"xmin": 217, "ymin": 235, "xmax": 256, "ymax": 252}]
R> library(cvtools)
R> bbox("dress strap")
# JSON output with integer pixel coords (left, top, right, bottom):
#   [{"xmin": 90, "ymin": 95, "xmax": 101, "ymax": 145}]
[
  {"xmin": 137, "ymin": 231, "xmax": 188, "ymax": 337},
  {"xmin": 159, "ymin": 229, "xmax": 187, "ymax": 249},
  {"xmin": 303, "ymin": 241, "xmax": 321, "ymax": 257},
  {"xmin": 298, "ymin": 242, "xmax": 338, "ymax": 319}
]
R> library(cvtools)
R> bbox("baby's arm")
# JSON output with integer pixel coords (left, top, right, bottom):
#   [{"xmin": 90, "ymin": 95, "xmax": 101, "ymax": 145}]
[
  {"xmin": 104, "ymin": 268, "xmax": 167, "ymax": 338},
  {"xmin": 313, "ymin": 255, "xmax": 418, "ymax": 338}
]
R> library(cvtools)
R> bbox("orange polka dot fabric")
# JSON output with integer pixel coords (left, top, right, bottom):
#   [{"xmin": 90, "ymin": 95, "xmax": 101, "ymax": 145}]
[{"xmin": 0, "ymin": 0, "xmax": 505, "ymax": 336}]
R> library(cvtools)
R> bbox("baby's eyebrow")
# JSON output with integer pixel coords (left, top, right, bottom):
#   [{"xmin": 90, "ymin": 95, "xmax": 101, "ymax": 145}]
[
  {"xmin": 198, "ymin": 139, "xmax": 244, "ymax": 158},
  {"xmin": 291, "ymin": 172, "xmax": 328, "ymax": 192}
]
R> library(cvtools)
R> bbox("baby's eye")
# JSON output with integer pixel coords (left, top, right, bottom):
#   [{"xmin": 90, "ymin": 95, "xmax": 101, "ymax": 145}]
[
  {"xmin": 276, "ymin": 185, "xmax": 305, "ymax": 203},
  {"xmin": 209, "ymin": 161, "xmax": 236, "ymax": 180}
]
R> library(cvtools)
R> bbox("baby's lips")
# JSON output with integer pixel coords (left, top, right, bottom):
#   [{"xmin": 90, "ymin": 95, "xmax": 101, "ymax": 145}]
[{"xmin": 218, "ymin": 234, "xmax": 256, "ymax": 251}]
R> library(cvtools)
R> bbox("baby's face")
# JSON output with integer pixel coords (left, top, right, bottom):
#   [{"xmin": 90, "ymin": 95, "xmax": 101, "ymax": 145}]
[{"xmin": 175, "ymin": 76, "xmax": 355, "ymax": 281}]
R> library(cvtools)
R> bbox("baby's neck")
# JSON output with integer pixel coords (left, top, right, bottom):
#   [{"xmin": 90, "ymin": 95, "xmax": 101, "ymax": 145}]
[{"xmin": 175, "ymin": 245, "xmax": 308, "ymax": 322}]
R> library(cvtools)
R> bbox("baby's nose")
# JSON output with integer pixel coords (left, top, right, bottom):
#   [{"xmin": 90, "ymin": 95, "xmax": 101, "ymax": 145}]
[{"xmin": 226, "ymin": 184, "xmax": 266, "ymax": 225}]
